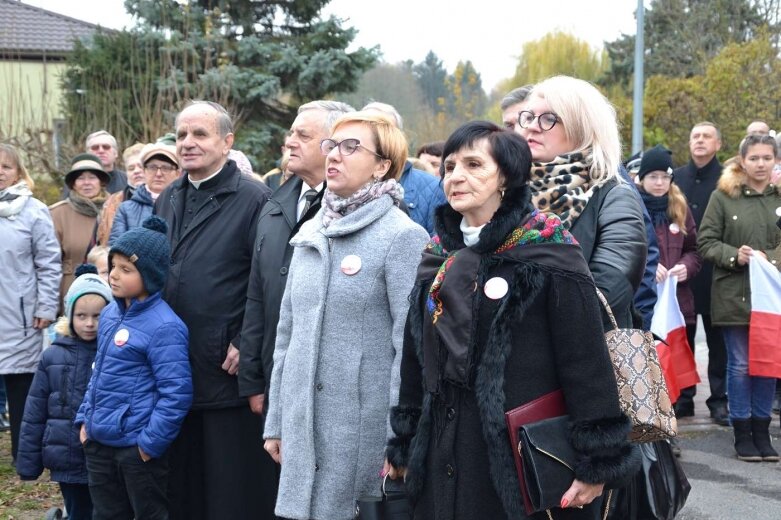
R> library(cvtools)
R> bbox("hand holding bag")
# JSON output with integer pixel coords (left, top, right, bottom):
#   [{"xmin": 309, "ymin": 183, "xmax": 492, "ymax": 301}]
[
  {"xmin": 355, "ymin": 475, "xmax": 411, "ymax": 520},
  {"xmin": 596, "ymin": 290, "xmax": 677, "ymax": 442}
]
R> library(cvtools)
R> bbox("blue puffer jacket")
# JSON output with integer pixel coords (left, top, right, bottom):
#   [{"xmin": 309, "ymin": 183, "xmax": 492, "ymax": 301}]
[
  {"xmin": 17, "ymin": 335, "xmax": 96, "ymax": 484},
  {"xmin": 398, "ymin": 161, "xmax": 447, "ymax": 235},
  {"xmin": 108, "ymin": 184, "xmax": 154, "ymax": 245},
  {"xmin": 75, "ymin": 292, "xmax": 192, "ymax": 458}
]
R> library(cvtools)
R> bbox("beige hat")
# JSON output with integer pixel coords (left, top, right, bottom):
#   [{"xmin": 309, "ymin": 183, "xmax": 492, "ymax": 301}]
[
  {"xmin": 140, "ymin": 142, "xmax": 178, "ymax": 168},
  {"xmin": 65, "ymin": 153, "xmax": 110, "ymax": 188}
]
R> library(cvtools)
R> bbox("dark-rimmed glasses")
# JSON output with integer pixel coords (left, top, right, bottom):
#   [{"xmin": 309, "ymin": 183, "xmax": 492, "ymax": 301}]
[
  {"xmin": 320, "ymin": 138, "xmax": 384, "ymax": 159},
  {"xmin": 518, "ymin": 111, "xmax": 560, "ymax": 131},
  {"xmin": 144, "ymin": 164, "xmax": 178, "ymax": 174}
]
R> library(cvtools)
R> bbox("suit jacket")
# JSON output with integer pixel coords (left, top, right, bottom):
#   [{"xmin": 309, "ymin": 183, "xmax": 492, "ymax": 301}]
[{"xmin": 238, "ymin": 176, "xmax": 322, "ymax": 400}]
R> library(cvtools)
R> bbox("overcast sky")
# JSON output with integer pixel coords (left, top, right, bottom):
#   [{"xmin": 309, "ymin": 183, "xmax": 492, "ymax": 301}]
[{"xmin": 25, "ymin": 0, "xmax": 641, "ymax": 91}]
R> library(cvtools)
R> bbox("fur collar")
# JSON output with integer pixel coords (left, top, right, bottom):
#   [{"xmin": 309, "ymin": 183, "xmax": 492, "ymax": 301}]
[
  {"xmin": 718, "ymin": 157, "xmax": 780, "ymax": 198},
  {"xmin": 433, "ymin": 182, "xmax": 534, "ymax": 254}
]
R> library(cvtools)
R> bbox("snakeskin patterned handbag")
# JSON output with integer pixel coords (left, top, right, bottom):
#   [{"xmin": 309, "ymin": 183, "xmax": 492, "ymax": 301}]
[{"xmin": 596, "ymin": 290, "xmax": 677, "ymax": 443}]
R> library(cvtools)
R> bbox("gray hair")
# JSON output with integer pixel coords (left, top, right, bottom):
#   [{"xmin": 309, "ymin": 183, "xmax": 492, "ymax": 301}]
[
  {"xmin": 298, "ymin": 100, "xmax": 356, "ymax": 132},
  {"xmin": 361, "ymin": 101, "xmax": 403, "ymax": 130},
  {"xmin": 85, "ymin": 130, "xmax": 118, "ymax": 151},
  {"xmin": 176, "ymin": 100, "xmax": 234, "ymax": 137},
  {"xmin": 500, "ymin": 85, "xmax": 534, "ymax": 111},
  {"xmin": 691, "ymin": 121, "xmax": 721, "ymax": 141}
]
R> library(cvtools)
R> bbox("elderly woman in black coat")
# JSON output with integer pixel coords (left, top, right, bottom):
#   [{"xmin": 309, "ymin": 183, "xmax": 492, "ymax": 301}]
[{"xmin": 385, "ymin": 122, "xmax": 639, "ymax": 520}]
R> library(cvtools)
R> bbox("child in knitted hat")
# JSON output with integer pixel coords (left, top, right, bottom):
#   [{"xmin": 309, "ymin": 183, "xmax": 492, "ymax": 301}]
[
  {"xmin": 75, "ymin": 216, "xmax": 192, "ymax": 519},
  {"xmin": 17, "ymin": 264, "xmax": 113, "ymax": 520}
]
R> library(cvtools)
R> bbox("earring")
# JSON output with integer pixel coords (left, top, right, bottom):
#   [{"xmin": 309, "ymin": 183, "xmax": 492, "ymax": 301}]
[{"xmin": 500, "ymin": 189, "xmax": 505, "ymax": 200}]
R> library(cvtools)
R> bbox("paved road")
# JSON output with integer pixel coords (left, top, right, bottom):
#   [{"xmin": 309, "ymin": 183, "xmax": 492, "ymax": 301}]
[{"xmin": 669, "ymin": 319, "xmax": 781, "ymax": 519}]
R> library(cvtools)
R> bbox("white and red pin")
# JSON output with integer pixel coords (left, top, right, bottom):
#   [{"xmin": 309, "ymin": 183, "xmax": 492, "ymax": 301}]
[
  {"xmin": 114, "ymin": 328, "xmax": 130, "ymax": 347},
  {"xmin": 484, "ymin": 277, "xmax": 509, "ymax": 300},
  {"xmin": 341, "ymin": 255, "xmax": 362, "ymax": 276},
  {"xmin": 669, "ymin": 223, "xmax": 680, "ymax": 234}
]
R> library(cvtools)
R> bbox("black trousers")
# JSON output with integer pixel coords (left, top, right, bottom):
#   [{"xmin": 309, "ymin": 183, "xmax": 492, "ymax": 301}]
[
  {"xmin": 84, "ymin": 441, "xmax": 169, "ymax": 520},
  {"xmin": 2, "ymin": 373, "xmax": 34, "ymax": 461},
  {"xmin": 167, "ymin": 406, "xmax": 280, "ymax": 520},
  {"xmin": 677, "ymin": 315, "xmax": 728, "ymax": 410},
  {"xmin": 59, "ymin": 482, "xmax": 93, "ymax": 520}
]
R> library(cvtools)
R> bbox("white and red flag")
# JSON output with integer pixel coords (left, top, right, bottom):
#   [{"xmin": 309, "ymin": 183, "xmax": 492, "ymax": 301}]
[
  {"xmin": 749, "ymin": 254, "xmax": 781, "ymax": 378},
  {"xmin": 651, "ymin": 276, "xmax": 700, "ymax": 403}
]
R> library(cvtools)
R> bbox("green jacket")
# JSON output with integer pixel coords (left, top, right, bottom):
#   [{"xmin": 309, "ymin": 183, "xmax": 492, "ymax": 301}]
[{"xmin": 697, "ymin": 162, "xmax": 781, "ymax": 326}]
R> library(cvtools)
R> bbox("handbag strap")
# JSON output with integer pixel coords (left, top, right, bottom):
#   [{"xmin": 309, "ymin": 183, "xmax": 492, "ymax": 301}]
[
  {"xmin": 544, "ymin": 488, "xmax": 612, "ymax": 520},
  {"xmin": 594, "ymin": 288, "xmax": 619, "ymax": 331}
]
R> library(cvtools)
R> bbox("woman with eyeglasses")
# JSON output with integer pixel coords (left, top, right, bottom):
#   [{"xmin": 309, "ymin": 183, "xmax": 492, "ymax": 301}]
[
  {"xmin": 517, "ymin": 76, "xmax": 647, "ymax": 330},
  {"xmin": 637, "ymin": 145, "xmax": 702, "ymax": 438},
  {"xmin": 698, "ymin": 133, "xmax": 781, "ymax": 462},
  {"xmin": 108, "ymin": 140, "xmax": 180, "ymax": 244},
  {"xmin": 263, "ymin": 111, "xmax": 429, "ymax": 520}
]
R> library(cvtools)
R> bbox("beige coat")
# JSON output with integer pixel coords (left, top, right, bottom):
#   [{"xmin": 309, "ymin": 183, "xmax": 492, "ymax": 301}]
[{"xmin": 48, "ymin": 200, "xmax": 97, "ymax": 313}]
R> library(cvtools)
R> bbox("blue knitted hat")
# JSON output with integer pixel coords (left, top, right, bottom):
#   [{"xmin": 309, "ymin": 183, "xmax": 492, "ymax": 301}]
[{"xmin": 109, "ymin": 216, "xmax": 170, "ymax": 294}]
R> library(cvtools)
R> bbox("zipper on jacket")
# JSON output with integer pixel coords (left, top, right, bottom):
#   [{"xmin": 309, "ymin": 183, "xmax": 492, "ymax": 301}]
[
  {"xmin": 19, "ymin": 297, "xmax": 27, "ymax": 337},
  {"xmin": 88, "ymin": 316, "xmax": 125, "ymax": 437}
]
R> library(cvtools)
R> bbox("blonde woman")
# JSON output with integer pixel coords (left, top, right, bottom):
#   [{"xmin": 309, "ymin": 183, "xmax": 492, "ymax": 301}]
[{"xmin": 0, "ymin": 144, "xmax": 61, "ymax": 462}]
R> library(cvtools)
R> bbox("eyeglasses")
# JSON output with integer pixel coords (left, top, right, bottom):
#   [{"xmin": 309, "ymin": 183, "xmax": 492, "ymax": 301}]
[
  {"xmin": 518, "ymin": 111, "xmax": 560, "ymax": 131},
  {"xmin": 90, "ymin": 144, "xmax": 113, "ymax": 151},
  {"xmin": 320, "ymin": 138, "xmax": 384, "ymax": 159},
  {"xmin": 144, "ymin": 164, "xmax": 178, "ymax": 174}
]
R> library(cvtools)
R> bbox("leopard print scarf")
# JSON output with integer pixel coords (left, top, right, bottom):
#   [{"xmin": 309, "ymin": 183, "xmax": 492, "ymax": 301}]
[{"xmin": 529, "ymin": 152, "xmax": 596, "ymax": 229}]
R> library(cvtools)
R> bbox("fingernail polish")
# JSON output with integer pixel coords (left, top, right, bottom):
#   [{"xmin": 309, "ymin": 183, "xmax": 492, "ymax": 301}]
[{"xmin": 560, "ymin": 498, "xmax": 569, "ymax": 508}]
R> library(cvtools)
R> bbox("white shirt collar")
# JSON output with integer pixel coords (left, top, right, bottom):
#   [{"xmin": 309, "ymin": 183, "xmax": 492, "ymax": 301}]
[
  {"xmin": 188, "ymin": 165, "xmax": 224, "ymax": 189},
  {"xmin": 460, "ymin": 218, "xmax": 484, "ymax": 247}
]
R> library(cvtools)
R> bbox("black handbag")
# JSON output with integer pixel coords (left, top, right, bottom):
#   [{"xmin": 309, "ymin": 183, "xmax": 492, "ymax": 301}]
[
  {"xmin": 605, "ymin": 440, "xmax": 690, "ymax": 520},
  {"xmin": 355, "ymin": 476, "xmax": 411, "ymax": 520},
  {"xmin": 517, "ymin": 415, "xmax": 577, "ymax": 515}
]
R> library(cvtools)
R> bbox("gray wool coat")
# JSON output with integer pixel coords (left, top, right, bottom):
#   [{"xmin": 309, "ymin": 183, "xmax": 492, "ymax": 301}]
[
  {"xmin": 264, "ymin": 194, "xmax": 429, "ymax": 520},
  {"xmin": 0, "ymin": 197, "xmax": 61, "ymax": 374}
]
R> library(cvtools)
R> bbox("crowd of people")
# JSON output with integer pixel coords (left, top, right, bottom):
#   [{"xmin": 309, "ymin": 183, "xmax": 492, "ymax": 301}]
[{"xmin": 0, "ymin": 74, "xmax": 779, "ymax": 520}]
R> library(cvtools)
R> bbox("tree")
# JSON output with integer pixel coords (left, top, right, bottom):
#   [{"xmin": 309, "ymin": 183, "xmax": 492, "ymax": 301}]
[
  {"xmin": 61, "ymin": 0, "xmax": 377, "ymax": 171},
  {"xmin": 444, "ymin": 61, "xmax": 487, "ymax": 122},
  {"xmin": 603, "ymin": 0, "xmax": 775, "ymax": 84},
  {"xmin": 509, "ymin": 31, "xmax": 607, "ymax": 87},
  {"xmin": 413, "ymin": 51, "xmax": 448, "ymax": 115}
]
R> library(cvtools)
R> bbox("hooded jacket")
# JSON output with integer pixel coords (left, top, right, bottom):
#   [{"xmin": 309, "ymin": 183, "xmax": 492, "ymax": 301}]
[
  {"xmin": 17, "ymin": 335, "xmax": 96, "ymax": 483},
  {"xmin": 697, "ymin": 161, "xmax": 781, "ymax": 326}
]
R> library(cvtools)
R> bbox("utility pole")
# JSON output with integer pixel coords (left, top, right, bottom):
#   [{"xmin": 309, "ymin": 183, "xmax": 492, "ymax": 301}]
[{"xmin": 632, "ymin": 0, "xmax": 645, "ymax": 155}]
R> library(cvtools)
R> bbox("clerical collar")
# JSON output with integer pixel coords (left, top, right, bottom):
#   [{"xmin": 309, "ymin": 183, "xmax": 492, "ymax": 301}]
[{"xmin": 189, "ymin": 165, "xmax": 224, "ymax": 190}]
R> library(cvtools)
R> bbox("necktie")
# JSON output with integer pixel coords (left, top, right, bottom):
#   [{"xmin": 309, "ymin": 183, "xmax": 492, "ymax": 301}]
[{"xmin": 300, "ymin": 189, "xmax": 318, "ymax": 220}]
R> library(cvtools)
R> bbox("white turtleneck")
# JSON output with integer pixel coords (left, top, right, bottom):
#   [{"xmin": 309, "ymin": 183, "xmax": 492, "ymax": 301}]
[{"xmin": 460, "ymin": 218, "xmax": 484, "ymax": 247}]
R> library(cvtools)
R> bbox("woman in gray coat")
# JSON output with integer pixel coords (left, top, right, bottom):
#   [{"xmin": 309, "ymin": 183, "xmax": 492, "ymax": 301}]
[
  {"xmin": 0, "ymin": 144, "xmax": 61, "ymax": 462},
  {"xmin": 263, "ymin": 111, "xmax": 430, "ymax": 520}
]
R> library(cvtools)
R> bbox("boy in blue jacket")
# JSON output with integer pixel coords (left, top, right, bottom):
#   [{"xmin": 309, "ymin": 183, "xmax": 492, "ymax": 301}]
[
  {"xmin": 17, "ymin": 264, "xmax": 113, "ymax": 520},
  {"xmin": 76, "ymin": 216, "xmax": 192, "ymax": 520}
]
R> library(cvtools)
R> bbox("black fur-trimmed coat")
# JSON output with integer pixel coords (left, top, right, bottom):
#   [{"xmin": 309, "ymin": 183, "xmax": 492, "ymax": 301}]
[{"xmin": 387, "ymin": 189, "xmax": 640, "ymax": 520}]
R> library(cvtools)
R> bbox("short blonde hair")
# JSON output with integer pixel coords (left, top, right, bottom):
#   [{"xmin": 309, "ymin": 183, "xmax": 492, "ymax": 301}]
[
  {"xmin": 0, "ymin": 143, "xmax": 35, "ymax": 190},
  {"xmin": 529, "ymin": 76, "xmax": 621, "ymax": 184},
  {"xmin": 87, "ymin": 245, "xmax": 109, "ymax": 265},
  {"xmin": 330, "ymin": 111, "xmax": 409, "ymax": 181},
  {"xmin": 122, "ymin": 142, "xmax": 146, "ymax": 164}
]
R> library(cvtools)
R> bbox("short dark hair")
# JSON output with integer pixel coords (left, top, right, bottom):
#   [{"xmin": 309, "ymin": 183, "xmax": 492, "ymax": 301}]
[
  {"xmin": 416, "ymin": 141, "xmax": 445, "ymax": 158},
  {"xmin": 441, "ymin": 121, "xmax": 532, "ymax": 194},
  {"xmin": 739, "ymin": 133, "xmax": 778, "ymax": 158}
]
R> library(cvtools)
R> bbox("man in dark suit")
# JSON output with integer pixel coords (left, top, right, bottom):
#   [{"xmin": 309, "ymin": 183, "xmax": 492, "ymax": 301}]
[
  {"xmin": 673, "ymin": 121, "xmax": 729, "ymax": 425},
  {"xmin": 239, "ymin": 100, "xmax": 355, "ymax": 418}
]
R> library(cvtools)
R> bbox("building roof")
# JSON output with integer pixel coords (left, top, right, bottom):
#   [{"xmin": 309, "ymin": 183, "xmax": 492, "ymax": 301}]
[{"xmin": 0, "ymin": 0, "xmax": 105, "ymax": 57}]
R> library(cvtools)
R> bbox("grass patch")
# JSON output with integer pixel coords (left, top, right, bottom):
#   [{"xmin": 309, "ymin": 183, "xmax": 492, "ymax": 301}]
[{"xmin": 0, "ymin": 431, "xmax": 61, "ymax": 519}]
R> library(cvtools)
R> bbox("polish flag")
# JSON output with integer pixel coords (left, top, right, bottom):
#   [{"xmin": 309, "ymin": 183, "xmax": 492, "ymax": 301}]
[
  {"xmin": 651, "ymin": 276, "xmax": 701, "ymax": 403},
  {"xmin": 749, "ymin": 254, "xmax": 781, "ymax": 378}
]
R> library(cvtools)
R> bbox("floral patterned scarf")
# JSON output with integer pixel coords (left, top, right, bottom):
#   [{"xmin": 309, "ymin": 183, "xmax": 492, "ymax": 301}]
[{"xmin": 321, "ymin": 179, "xmax": 404, "ymax": 228}]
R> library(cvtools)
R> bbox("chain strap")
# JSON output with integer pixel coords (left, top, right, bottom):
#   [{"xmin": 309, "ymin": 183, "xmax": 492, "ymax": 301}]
[{"xmin": 543, "ymin": 489, "xmax": 613, "ymax": 520}]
